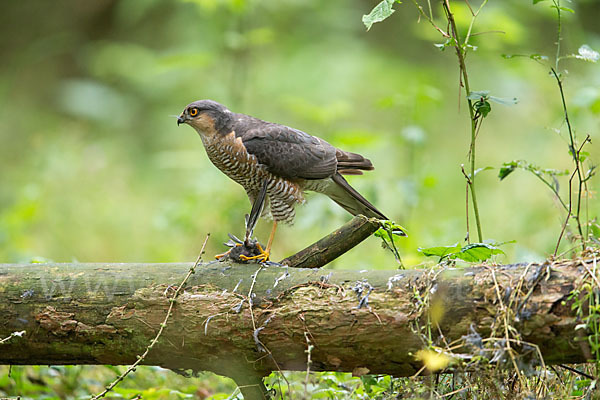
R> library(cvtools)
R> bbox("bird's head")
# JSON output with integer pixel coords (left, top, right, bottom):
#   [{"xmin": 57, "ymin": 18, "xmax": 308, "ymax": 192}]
[{"xmin": 177, "ymin": 100, "xmax": 233, "ymax": 135}]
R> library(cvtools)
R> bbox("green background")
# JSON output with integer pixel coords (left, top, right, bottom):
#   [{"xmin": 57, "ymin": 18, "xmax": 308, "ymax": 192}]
[
  {"xmin": 1, "ymin": 0, "xmax": 599, "ymax": 397},
  {"xmin": 1, "ymin": 0, "xmax": 599, "ymax": 267}
]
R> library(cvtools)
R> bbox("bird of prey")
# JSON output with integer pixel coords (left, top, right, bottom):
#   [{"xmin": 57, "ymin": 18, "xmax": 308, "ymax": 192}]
[{"xmin": 177, "ymin": 100, "xmax": 393, "ymax": 262}]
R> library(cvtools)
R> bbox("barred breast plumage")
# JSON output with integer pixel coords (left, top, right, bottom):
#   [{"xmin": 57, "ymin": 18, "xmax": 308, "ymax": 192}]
[{"xmin": 200, "ymin": 131, "xmax": 304, "ymax": 224}]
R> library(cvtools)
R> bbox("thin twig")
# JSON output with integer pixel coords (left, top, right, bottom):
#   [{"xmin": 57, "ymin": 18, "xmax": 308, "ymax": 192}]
[
  {"xmin": 461, "ymin": 164, "xmax": 471, "ymax": 243},
  {"xmin": 91, "ymin": 234, "xmax": 210, "ymax": 400},
  {"xmin": 411, "ymin": 0, "xmax": 449, "ymax": 37},
  {"xmin": 443, "ymin": 0, "xmax": 484, "ymax": 242},
  {"xmin": 0, "ymin": 330, "xmax": 25, "ymax": 345}
]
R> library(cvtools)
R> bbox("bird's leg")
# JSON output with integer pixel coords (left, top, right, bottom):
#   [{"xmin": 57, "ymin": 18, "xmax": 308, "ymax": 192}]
[
  {"xmin": 265, "ymin": 220, "xmax": 278, "ymax": 254},
  {"xmin": 245, "ymin": 179, "xmax": 269, "ymax": 245},
  {"xmin": 239, "ymin": 220, "xmax": 278, "ymax": 263},
  {"xmin": 216, "ymin": 179, "xmax": 269, "ymax": 261},
  {"xmin": 215, "ymin": 248, "xmax": 237, "ymax": 260}
]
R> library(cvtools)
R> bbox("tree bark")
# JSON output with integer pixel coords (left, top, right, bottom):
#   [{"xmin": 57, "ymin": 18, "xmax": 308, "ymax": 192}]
[{"xmin": 0, "ymin": 259, "xmax": 591, "ymax": 385}]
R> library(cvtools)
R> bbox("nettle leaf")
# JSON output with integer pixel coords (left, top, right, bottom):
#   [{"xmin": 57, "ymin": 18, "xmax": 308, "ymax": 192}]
[
  {"xmin": 418, "ymin": 243, "xmax": 462, "ymax": 259},
  {"xmin": 363, "ymin": 0, "xmax": 401, "ymax": 31},
  {"xmin": 419, "ymin": 242, "xmax": 508, "ymax": 263},
  {"xmin": 574, "ymin": 45, "xmax": 600, "ymax": 63},
  {"xmin": 454, "ymin": 243, "xmax": 505, "ymax": 262}
]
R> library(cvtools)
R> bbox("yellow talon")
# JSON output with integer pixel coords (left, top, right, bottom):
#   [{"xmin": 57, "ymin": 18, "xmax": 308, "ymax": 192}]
[
  {"xmin": 239, "ymin": 242, "xmax": 270, "ymax": 263},
  {"xmin": 215, "ymin": 243, "xmax": 243, "ymax": 260}
]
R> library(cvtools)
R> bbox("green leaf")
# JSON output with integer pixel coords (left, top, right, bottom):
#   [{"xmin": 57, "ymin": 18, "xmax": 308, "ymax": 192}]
[
  {"xmin": 532, "ymin": 0, "xmax": 547, "ymax": 3},
  {"xmin": 434, "ymin": 38, "xmax": 456, "ymax": 51},
  {"xmin": 473, "ymin": 166, "xmax": 493, "ymax": 177},
  {"xmin": 363, "ymin": 0, "xmax": 400, "ymax": 31},
  {"xmin": 569, "ymin": 147, "xmax": 591, "ymax": 163},
  {"xmin": 559, "ymin": 6, "xmax": 575, "ymax": 13},
  {"xmin": 590, "ymin": 220, "xmax": 600, "ymax": 239},
  {"xmin": 375, "ymin": 220, "xmax": 407, "ymax": 238},
  {"xmin": 475, "ymin": 100, "xmax": 491, "ymax": 117},
  {"xmin": 498, "ymin": 161, "xmax": 518, "ymax": 180},
  {"xmin": 453, "ymin": 243, "xmax": 505, "ymax": 262},
  {"xmin": 498, "ymin": 160, "xmax": 569, "ymax": 181},
  {"xmin": 418, "ymin": 243, "xmax": 462, "ymax": 259},
  {"xmin": 419, "ymin": 242, "xmax": 507, "ymax": 263}
]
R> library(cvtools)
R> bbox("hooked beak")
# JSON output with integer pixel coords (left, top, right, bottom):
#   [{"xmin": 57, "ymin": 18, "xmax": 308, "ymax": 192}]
[{"xmin": 177, "ymin": 114, "xmax": 186, "ymax": 126}]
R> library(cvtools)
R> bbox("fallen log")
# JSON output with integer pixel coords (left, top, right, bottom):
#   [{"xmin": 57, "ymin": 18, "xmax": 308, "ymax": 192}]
[{"xmin": 0, "ymin": 259, "xmax": 594, "ymax": 396}]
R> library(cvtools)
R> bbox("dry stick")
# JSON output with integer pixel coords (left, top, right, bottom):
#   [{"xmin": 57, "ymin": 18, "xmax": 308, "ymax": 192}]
[
  {"xmin": 91, "ymin": 234, "xmax": 211, "ymax": 400},
  {"xmin": 0, "ymin": 331, "xmax": 25, "ymax": 345},
  {"xmin": 280, "ymin": 215, "xmax": 381, "ymax": 269}
]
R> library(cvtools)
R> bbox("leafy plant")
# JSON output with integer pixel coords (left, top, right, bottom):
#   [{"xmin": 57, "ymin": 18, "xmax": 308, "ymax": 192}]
[
  {"xmin": 362, "ymin": 0, "xmax": 401, "ymax": 31},
  {"xmin": 363, "ymin": 0, "xmax": 522, "ymax": 245},
  {"xmin": 418, "ymin": 241, "xmax": 511, "ymax": 263},
  {"xmin": 374, "ymin": 220, "xmax": 407, "ymax": 267},
  {"xmin": 501, "ymin": 0, "xmax": 598, "ymax": 255}
]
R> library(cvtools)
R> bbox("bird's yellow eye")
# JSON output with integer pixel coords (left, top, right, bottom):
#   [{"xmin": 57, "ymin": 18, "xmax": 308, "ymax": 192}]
[{"xmin": 189, "ymin": 108, "xmax": 199, "ymax": 117}]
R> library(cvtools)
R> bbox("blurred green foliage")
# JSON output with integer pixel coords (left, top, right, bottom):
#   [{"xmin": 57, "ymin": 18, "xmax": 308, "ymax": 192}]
[
  {"xmin": 1, "ymin": 0, "xmax": 599, "ymax": 397},
  {"xmin": 1, "ymin": 0, "xmax": 599, "ymax": 266}
]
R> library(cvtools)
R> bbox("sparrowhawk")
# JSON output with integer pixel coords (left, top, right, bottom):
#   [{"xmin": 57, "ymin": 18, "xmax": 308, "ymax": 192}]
[{"xmin": 177, "ymin": 100, "xmax": 392, "ymax": 262}]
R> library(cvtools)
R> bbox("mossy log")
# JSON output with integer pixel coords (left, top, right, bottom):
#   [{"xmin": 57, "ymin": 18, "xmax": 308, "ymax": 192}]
[{"xmin": 0, "ymin": 260, "xmax": 593, "ymax": 388}]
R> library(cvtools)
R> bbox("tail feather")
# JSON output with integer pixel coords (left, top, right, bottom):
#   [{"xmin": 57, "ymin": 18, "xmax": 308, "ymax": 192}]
[
  {"xmin": 336, "ymin": 149, "xmax": 374, "ymax": 174},
  {"xmin": 325, "ymin": 172, "xmax": 387, "ymax": 220}
]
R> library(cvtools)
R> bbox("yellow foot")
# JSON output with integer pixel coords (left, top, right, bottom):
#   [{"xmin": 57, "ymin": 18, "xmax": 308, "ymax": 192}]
[
  {"xmin": 239, "ymin": 242, "xmax": 270, "ymax": 263},
  {"xmin": 215, "ymin": 243, "xmax": 242, "ymax": 260}
]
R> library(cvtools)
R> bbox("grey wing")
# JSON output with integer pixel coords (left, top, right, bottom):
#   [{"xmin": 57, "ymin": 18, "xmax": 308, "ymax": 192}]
[{"xmin": 240, "ymin": 124, "xmax": 338, "ymax": 180}]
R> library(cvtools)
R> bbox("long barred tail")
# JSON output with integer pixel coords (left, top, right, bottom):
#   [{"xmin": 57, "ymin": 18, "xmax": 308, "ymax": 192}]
[
  {"xmin": 335, "ymin": 149, "xmax": 375, "ymax": 176},
  {"xmin": 323, "ymin": 172, "xmax": 387, "ymax": 220}
]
